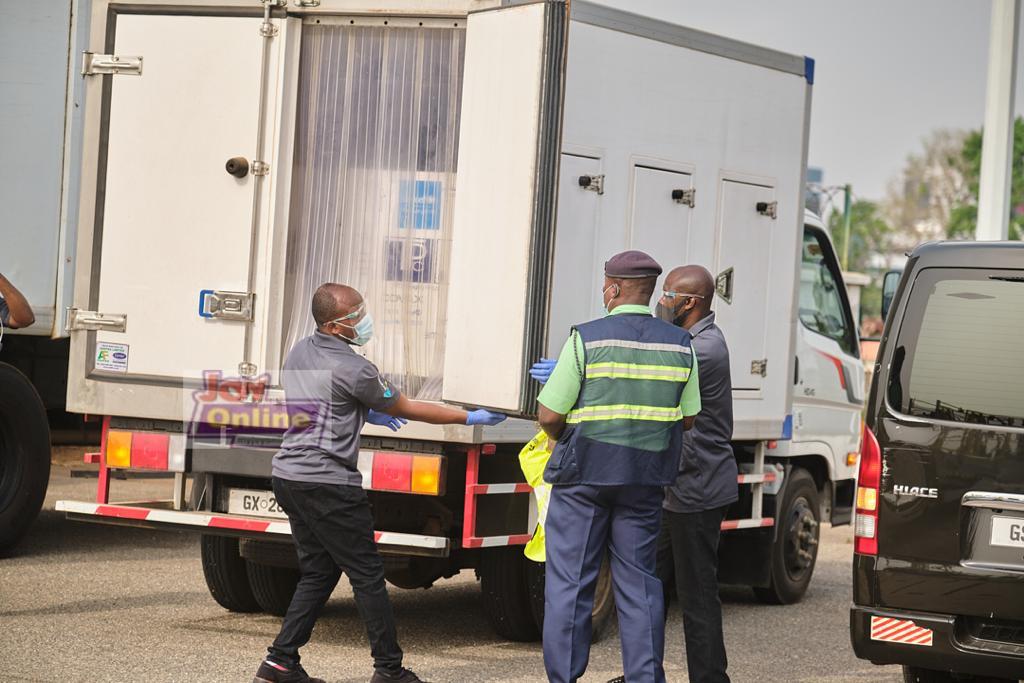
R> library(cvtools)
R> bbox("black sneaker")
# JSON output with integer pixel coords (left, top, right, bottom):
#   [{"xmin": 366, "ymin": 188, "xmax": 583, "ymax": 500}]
[
  {"xmin": 369, "ymin": 668, "xmax": 429, "ymax": 683},
  {"xmin": 252, "ymin": 659, "xmax": 326, "ymax": 683}
]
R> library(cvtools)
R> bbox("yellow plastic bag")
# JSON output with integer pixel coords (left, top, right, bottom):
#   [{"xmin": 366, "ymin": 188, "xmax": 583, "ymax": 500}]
[{"xmin": 519, "ymin": 429, "xmax": 553, "ymax": 562}]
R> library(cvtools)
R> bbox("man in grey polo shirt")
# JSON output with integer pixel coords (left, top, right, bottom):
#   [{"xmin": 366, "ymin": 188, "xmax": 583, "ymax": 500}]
[
  {"xmin": 655, "ymin": 265, "xmax": 737, "ymax": 683},
  {"xmin": 254, "ymin": 283, "xmax": 505, "ymax": 683}
]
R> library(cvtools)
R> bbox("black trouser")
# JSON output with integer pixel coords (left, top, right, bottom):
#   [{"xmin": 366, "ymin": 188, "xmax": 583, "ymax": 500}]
[
  {"xmin": 267, "ymin": 477, "xmax": 403, "ymax": 675},
  {"xmin": 656, "ymin": 506, "xmax": 730, "ymax": 683}
]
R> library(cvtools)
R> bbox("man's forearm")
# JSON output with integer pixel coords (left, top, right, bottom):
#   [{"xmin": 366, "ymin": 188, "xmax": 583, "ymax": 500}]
[
  {"xmin": 385, "ymin": 396, "xmax": 468, "ymax": 425},
  {"xmin": 537, "ymin": 404, "xmax": 567, "ymax": 441},
  {"xmin": 0, "ymin": 274, "xmax": 35, "ymax": 328}
]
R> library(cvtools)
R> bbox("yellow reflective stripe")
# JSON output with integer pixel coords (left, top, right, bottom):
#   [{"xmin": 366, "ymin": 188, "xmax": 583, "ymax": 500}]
[
  {"xmin": 584, "ymin": 362, "xmax": 691, "ymax": 382},
  {"xmin": 566, "ymin": 404, "xmax": 684, "ymax": 424}
]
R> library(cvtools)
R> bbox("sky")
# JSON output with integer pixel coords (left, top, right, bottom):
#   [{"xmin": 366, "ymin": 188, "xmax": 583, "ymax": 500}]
[{"xmin": 593, "ymin": 0, "xmax": 1019, "ymax": 205}]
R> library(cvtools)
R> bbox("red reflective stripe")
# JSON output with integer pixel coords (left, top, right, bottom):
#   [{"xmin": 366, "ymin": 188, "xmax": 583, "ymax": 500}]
[
  {"xmin": 96, "ymin": 504, "xmax": 149, "ymax": 520},
  {"xmin": 208, "ymin": 517, "xmax": 271, "ymax": 533},
  {"xmin": 816, "ymin": 350, "xmax": 847, "ymax": 389}
]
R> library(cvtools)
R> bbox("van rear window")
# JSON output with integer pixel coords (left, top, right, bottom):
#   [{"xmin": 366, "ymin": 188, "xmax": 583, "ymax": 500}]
[{"xmin": 888, "ymin": 268, "xmax": 1024, "ymax": 429}]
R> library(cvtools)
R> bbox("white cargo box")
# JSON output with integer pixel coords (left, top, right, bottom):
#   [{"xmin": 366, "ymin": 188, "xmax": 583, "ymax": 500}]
[{"xmin": 67, "ymin": 0, "xmax": 811, "ymax": 442}]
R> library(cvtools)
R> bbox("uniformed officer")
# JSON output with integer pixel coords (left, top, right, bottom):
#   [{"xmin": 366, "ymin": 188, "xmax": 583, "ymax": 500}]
[
  {"xmin": 532, "ymin": 251, "xmax": 701, "ymax": 683},
  {"xmin": 655, "ymin": 265, "xmax": 737, "ymax": 683},
  {"xmin": 253, "ymin": 283, "xmax": 506, "ymax": 683}
]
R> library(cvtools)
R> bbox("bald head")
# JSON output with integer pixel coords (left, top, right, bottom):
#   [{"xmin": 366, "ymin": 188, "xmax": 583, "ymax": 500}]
[
  {"xmin": 312, "ymin": 283, "xmax": 363, "ymax": 327},
  {"xmin": 660, "ymin": 265, "xmax": 715, "ymax": 330}
]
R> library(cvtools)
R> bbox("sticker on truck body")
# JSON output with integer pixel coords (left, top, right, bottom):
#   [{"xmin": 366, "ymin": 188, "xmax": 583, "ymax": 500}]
[
  {"xmin": 95, "ymin": 342, "xmax": 129, "ymax": 373},
  {"xmin": 870, "ymin": 616, "xmax": 933, "ymax": 646}
]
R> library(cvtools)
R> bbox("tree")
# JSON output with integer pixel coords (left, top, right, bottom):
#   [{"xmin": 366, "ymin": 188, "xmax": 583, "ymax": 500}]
[
  {"xmin": 883, "ymin": 129, "xmax": 971, "ymax": 249},
  {"xmin": 829, "ymin": 199, "xmax": 892, "ymax": 274},
  {"xmin": 948, "ymin": 117, "xmax": 1024, "ymax": 240}
]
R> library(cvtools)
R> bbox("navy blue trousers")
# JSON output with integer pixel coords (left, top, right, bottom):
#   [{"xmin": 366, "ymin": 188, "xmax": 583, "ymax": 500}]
[{"xmin": 543, "ymin": 484, "xmax": 667, "ymax": 683}]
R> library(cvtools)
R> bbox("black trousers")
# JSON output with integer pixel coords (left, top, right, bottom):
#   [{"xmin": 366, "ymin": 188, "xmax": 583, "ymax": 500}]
[
  {"xmin": 656, "ymin": 506, "xmax": 730, "ymax": 683},
  {"xmin": 267, "ymin": 477, "xmax": 403, "ymax": 674}
]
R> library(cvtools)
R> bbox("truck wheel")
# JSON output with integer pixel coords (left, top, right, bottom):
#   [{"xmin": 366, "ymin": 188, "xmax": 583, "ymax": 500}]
[
  {"xmin": 246, "ymin": 560, "xmax": 300, "ymax": 616},
  {"xmin": 526, "ymin": 552, "xmax": 616, "ymax": 643},
  {"xmin": 200, "ymin": 535, "xmax": 260, "ymax": 612},
  {"xmin": 754, "ymin": 468, "xmax": 820, "ymax": 605},
  {"xmin": 479, "ymin": 546, "xmax": 540, "ymax": 641},
  {"xmin": 0, "ymin": 362, "xmax": 51, "ymax": 554},
  {"xmin": 902, "ymin": 666, "xmax": 1016, "ymax": 683}
]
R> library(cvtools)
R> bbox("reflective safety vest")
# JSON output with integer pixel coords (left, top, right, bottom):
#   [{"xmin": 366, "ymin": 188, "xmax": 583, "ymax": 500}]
[
  {"xmin": 543, "ymin": 313, "xmax": 693, "ymax": 487},
  {"xmin": 518, "ymin": 430, "xmax": 552, "ymax": 562}
]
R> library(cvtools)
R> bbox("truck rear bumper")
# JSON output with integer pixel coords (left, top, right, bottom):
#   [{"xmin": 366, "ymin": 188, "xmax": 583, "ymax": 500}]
[
  {"xmin": 850, "ymin": 606, "xmax": 1024, "ymax": 679},
  {"xmin": 55, "ymin": 499, "xmax": 451, "ymax": 557}
]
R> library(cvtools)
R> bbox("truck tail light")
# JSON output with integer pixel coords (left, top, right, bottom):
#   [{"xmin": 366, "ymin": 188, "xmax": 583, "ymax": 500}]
[
  {"xmin": 854, "ymin": 424, "xmax": 881, "ymax": 556},
  {"xmin": 370, "ymin": 452, "xmax": 444, "ymax": 495},
  {"xmin": 103, "ymin": 429, "xmax": 185, "ymax": 471}
]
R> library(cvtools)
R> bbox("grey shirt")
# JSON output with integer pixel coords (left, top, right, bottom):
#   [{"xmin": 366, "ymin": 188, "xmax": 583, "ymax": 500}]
[
  {"xmin": 664, "ymin": 312, "xmax": 739, "ymax": 513},
  {"xmin": 0, "ymin": 297, "xmax": 9, "ymax": 326},
  {"xmin": 272, "ymin": 331, "xmax": 400, "ymax": 486}
]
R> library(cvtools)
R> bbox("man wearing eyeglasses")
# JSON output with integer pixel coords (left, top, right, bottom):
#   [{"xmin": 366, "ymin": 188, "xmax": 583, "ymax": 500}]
[
  {"xmin": 654, "ymin": 265, "xmax": 737, "ymax": 683},
  {"xmin": 254, "ymin": 282, "xmax": 505, "ymax": 683}
]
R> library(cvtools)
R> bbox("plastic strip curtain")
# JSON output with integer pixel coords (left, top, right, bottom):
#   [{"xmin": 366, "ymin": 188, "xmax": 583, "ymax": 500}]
[{"xmin": 283, "ymin": 24, "xmax": 465, "ymax": 399}]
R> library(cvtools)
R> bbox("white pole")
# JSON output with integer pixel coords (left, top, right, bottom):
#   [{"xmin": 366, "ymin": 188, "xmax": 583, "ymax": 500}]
[{"xmin": 977, "ymin": 0, "xmax": 1020, "ymax": 241}]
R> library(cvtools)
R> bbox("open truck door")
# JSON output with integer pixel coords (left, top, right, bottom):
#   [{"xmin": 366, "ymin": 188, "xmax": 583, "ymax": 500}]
[{"xmin": 67, "ymin": 7, "xmax": 298, "ymax": 418}]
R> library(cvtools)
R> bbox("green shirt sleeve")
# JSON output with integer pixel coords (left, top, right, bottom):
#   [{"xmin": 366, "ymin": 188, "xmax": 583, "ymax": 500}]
[
  {"xmin": 680, "ymin": 353, "xmax": 701, "ymax": 417},
  {"xmin": 536, "ymin": 331, "xmax": 584, "ymax": 415}
]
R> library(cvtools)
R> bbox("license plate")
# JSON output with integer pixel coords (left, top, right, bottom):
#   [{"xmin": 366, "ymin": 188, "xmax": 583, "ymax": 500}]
[
  {"xmin": 227, "ymin": 488, "xmax": 288, "ymax": 519},
  {"xmin": 990, "ymin": 515, "xmax": 1024, "ymax": 549}
]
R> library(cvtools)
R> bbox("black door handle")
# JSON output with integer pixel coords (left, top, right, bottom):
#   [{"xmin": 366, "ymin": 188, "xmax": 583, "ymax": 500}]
[{"xmin": 225, "ymin": 157, "xmax": 249, "ymax": 179}]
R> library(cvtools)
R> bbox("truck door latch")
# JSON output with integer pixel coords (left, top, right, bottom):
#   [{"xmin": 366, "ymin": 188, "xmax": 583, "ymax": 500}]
[
  {"xmin": 82, "ymin": 52, "xmax": 143, "ymax": 76},
  {"xmin": 199, "ymin": 290, "xmax": 256, "ymax": 322}
]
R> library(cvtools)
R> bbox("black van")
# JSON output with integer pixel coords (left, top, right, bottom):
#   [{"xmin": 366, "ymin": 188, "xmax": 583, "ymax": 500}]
[{"xmin": 851, "ymin": 241, "xmax": 1024, "ymax": 682}]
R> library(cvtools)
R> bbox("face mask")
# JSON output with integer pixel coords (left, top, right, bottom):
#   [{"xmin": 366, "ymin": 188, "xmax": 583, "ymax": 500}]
[
  {"xmin": 655, "ymin": 301, "xmax": 680, "ymax": 325},
  {"xmin": 600, "ymin": 284, "xmax": 617, "ymax": 315},
  {"xmin": 329, "ymin": 307, "xmax": 375, "ymax": 346}
]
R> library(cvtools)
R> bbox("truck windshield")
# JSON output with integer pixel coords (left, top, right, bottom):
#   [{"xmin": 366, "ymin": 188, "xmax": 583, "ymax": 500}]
[{"xmin": 887, "ymin": 268, "xmax": 1024, "ymax": 429}]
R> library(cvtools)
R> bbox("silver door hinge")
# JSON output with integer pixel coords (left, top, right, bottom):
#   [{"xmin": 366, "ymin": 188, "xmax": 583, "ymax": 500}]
[
  {"xmin": 751, "ymin": 359, "xmax": 767, "ymax": 377},
  {"xmin": 251, "ymin": 161, "xmax": 271, "ymax": 176},
  {"xmin": 756, "ymin": 201, "xmax": 778, "ymax": 219},
  {"xmin": 716, "ymin": 267, "xmax": 734, "ymax": 305},
  {"xmin": 295, "ymin": 0, "xmax": 320, "ymax": 5},
  {"xmin": 82, "ymin": 52, "xmax": 143, "ymax": 77},
  {"xmin": 578, "ymin": 174, "xmax": 604, "ymax": 195},
  {"xmin": 671, "ymin": 188, "xmax": 696, "ymax": 208},
  {"xmin": 238, "ymin": 362, "xmax": 259, "ymax": 377},
  {"xmin": 260, "ymin": 0, "xmax": 287, "ymax": 6},
  {"xmin": 199, "ymin": 290, "xmax": 256, "ymax": 322},
  {"xmin": 66, "ymin": 307, "xmax": 127, "ymax": 333},
  {"xmin": 259, "ymin": 21, "xmax": 279, "ymax": 37}
]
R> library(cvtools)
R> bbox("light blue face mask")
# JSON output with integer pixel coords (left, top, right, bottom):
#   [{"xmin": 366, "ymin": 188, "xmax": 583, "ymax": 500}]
[{"xmin": 330, "ymin": 306, "xmax": 375, "ymax": 346}]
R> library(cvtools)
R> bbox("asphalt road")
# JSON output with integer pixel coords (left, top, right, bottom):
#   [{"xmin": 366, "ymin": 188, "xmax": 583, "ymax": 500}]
[{"xmin": 1, "ymin": 448, "xmax": 901, "ymax": 683}]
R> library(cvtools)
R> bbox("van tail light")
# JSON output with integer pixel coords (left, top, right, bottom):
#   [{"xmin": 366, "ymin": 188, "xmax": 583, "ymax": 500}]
[{"xmin": 854, "ymin": 424, "xmax": 881, "ymax": 556}]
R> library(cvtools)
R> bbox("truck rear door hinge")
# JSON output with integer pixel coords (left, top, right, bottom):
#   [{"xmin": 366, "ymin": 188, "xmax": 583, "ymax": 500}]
[
  {"xmin": 671, "ymin": 188, "xmax": 696, "ymax": 207},
  {"xmin": 82, "ymin": 52, "xmax": 143, "ymax": 77},
  {"xmin": 756, "ymin": 201, "xmax": 778, "ymax": 219},
  {"xmin": 66, "ymin": 308, "xmax": 127, "ymax": 333},
  {"xmin": 750, "ymin": 359, "xmax": 767, "ymax": 377},
  {"xmin": 251, "ymin": 160, "xmax": 271, "ymax": 176}
]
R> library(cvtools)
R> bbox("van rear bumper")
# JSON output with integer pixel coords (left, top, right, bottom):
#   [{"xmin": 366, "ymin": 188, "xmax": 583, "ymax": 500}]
[{"xmin": 851, "ymin": 607, "xmax": 1024, "ymax": 679}]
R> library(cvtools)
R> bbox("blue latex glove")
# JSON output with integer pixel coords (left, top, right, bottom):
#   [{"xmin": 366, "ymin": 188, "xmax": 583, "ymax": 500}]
[
  {"xmin": 367, "ymin": 409, "xmax": 407, "ymax": 432},
  {"xmin": 466, "ymin": 409, "xmax": 507, "ymax": 426},
  {"xmin": 529, "ymin": 358, "xmax": 557, "ymax": 385}
]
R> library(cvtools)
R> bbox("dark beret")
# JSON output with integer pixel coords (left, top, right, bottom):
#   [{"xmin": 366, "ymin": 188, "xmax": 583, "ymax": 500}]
[{"xmin": 604, "ymin": 250, "xmax": 662, "ymax": 279}]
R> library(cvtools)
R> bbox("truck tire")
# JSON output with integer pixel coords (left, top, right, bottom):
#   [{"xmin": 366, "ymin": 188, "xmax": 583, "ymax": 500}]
[
  {"xmin": 902, "ymin": 666, "xmax": 1016, "ymax": 683},
  {"xmin": 526, "ymin": 552, "xmax": 616, "ymax": 643},
  {"xmin": 246, "ymin": 560, "xmax": 300, "ymax": 616},
  {"xmin": 200, "ymin": 534, "xmax": 260, "ymax": 613},
  {"xmin": 479, "ymin": 546, "xmax": 540, "ymax": 641},
  {"xmin": 753, "ymin": 468, "xmax": 820, "ymax": 605},
  {"xmin": 0, "ymin": 362, "xmax": 51, "ymax": 554}
]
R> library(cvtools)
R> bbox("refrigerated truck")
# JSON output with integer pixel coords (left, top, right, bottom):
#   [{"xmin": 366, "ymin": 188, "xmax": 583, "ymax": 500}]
[{"xmin": 4, "ymin": 0, "xmax": 864, "ymax": 640}]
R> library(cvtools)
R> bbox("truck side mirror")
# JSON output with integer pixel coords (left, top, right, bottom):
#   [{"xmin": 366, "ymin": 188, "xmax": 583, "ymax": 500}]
[{"xmin": 881, "ymin": 270, "xmax": 901, "ymax": 322}]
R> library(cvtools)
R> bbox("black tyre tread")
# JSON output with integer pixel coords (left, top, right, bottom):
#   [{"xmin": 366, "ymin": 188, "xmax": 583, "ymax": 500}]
[
  {"xmin": 200, "ymin": 535, "xmax": 260, "ymax": 613},
  {"xmin": 525, "ymin": 553, "xmax": 615, "ymax": 643},
  {"xmin": 0, "ymin": 362, "xmax": 51, "ymax": 553},
  {"xmin": 480, "ymin": 546, "xmax": 540, "ymax": 642},
  {"xmin": 754, "ymin": 468, "xmax": 819, "ymax": 605},
  {"xmin": 902, "ymin": 667, "xmax": 1016, "ymax": 683},
  {"xmin": 246, "ymin": 560, "xmax": 300, "ymax": 616}
]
